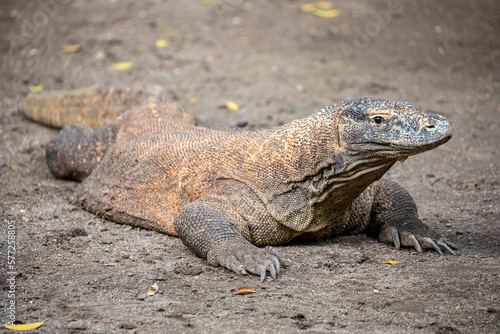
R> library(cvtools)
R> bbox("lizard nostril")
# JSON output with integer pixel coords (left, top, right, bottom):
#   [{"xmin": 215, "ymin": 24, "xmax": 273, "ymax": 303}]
[{"xmin": 422, "ymin": 120, "xmax": 436, "ymax": 130}]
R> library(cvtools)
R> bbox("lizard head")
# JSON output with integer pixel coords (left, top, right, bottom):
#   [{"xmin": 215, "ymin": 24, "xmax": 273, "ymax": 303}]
[{"xmin": 337, "ymin": 98, "xmax": 452, "ymax": 161}]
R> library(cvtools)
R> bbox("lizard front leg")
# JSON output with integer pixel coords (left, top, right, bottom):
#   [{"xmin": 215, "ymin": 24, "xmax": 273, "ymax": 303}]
[
  {"xmin": 359, "ymin": 179, "xmax": 457, "ymax": 254},
  {"xmin": 173, "ymin": 197, "xmax": 285, "ymax": 282}
]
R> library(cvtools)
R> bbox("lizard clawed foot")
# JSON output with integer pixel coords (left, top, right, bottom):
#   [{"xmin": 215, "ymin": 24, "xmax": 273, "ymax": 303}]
[
  {"xmin": 207, "ymin": 240, "xmax": 286, "ymax": 282},
  {"xmin": 379, "ymin": 219, "xmax": 457, "ymax": 255}
]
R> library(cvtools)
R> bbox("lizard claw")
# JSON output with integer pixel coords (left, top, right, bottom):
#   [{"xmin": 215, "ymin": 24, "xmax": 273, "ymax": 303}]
[
  {"xmin": 379, "ymin": 219, "xmax": 457, "ymax": 255},
  {"xmin": 273, "ymin": 257, "xmax": 280, "ymax": 274},
  {"xmin": 410, "ymin": 234, "xmax": 423, "ymax": 253},
  {"xmin": 424, "ymin": 237, "xmax": 443, "ymax": 255},
  {"xmin": 268, "ymin": 262, "xmax": 277, "ymax": 281},
  {"xmin": 260, "ymin": 269, "xmax": 267, "ymax": 282},
  {"xmin": 207, "ymin": 241, "xmax": 286, "ymax": 281},
  {"xmin": 438, "ymin": 240, "xmax": 455, "ymax": 255},
  {"xmin": 391, "ymin": 228, "xmax": 401, "ymax": 249},
  {"xmin": 443, "ymin": 240, "xmax": 458, "ymax": 250}
]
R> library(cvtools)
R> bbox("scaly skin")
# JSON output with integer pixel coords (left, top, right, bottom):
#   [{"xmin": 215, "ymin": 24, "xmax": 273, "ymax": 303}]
[{"xmin": 26, "ymin": 89, "xmax": 456, "ymax": 281}]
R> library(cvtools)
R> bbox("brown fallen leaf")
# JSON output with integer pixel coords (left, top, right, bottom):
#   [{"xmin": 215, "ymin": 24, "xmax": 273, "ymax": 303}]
[
  {"xmin": 147, "ymin": 282, "xmax": 159, "ymax": 296},
  {"xmin": 62, "ymin": 44, "xmax": 81, "ymax": 53},
  {"xmin": 230, "ymin": 287, "xmax": 256, "ymax": 295}
]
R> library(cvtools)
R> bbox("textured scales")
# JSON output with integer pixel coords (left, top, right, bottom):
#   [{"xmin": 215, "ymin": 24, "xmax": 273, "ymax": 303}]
[{"xmin": 25, "ymin": 89, "xmax": 456, "ymax": 281}]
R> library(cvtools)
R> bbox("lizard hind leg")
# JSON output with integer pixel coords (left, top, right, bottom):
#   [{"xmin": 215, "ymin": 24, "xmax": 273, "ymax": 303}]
[{"xmin": 46, "ymin": 124, "xmax": 116, "ymax": 181}]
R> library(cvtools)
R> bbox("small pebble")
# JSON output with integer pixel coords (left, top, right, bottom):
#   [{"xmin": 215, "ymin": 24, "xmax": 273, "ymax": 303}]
[
  {"xmin": 67, "ymin": 320, "xmax": 86, "ymax": 330},
  {"xmin": 236, "ymin": 121, "xmax": 248, "ymax": 128}
]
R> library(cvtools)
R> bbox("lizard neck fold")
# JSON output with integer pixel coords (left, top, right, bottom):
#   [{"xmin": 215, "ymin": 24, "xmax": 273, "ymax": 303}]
[{"xmin": 237, "ymin": 106, "xmax": 399, "ymax": 232}]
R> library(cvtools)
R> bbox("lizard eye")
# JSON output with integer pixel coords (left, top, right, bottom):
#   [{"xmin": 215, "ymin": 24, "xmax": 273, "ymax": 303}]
[{"xmin": 373, "ymin": 116, "xmax": 384, "ymax": 124}]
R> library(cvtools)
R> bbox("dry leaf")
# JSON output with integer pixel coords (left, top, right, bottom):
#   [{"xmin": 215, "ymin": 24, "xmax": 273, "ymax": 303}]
[
  {"xmin": 230, "ymin": 287, "xmax": 256, "ymax": 295},
  {"xmin": 237, "ymin": 28, "xmax": 248, "ymax": 36},
  {"xmin": 300, "ymin": 3, "xmax": 316, "ymax": 12},
  {"xmin": 157, "ymin": 23, "xmax": 168, "ymax": 32},
  {"xmin": 155, "ymin": 39, "xmax": 169, "ymax": 48},
  {"xmin": 331, "ymin": 60, "xmax": 343, "ymax": 68},
  {"xmin": 315, "ymin": 1, "xmax": 333, "ymax": 9},
  {"xmin": 111, "ymin": 62, "xmax": 133, "ymax": 71},
  {"xmin": 313, "ymin": 9, "xmax": 340, "ymax": 18},
  {"xmin": 4, "ymin": 321, "xmax": 44, "ymax": 331},
  {"xmin": 30, "ymin": 85, "xmax": 43, "ymax": 93},
  {"xmin": 147, "ymin": 282, "xmax": 159, "ymax": 296},
  {"xmin": 62, "ymin": 44, "xmax": 81, "ymax": 53},
  {"xmin": 225, "ymin": 101, "xmax": 240, "ymax": 111},
  {"xmin": 384, "ymin": 260, "xmax": 400, "ymax": 265}
]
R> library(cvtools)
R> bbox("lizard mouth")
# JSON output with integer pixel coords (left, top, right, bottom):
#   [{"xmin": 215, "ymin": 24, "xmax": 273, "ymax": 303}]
[{"xmin": 389, "ymin": 133, "xmax": 452, "ymax": 155}]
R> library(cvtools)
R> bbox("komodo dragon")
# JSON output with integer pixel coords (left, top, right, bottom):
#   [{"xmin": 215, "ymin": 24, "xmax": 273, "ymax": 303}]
[{"xmin": 24, "ymin": 88, "xmax": 456, "ymax": 281}]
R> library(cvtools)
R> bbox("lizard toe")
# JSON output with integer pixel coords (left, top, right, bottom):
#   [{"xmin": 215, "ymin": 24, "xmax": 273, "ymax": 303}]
[
  {"xmin": 379, "ymin": 219, "xmax": 457, "ymax": 255},
  {"xmin": 208, "ymin": 240, "xmax": 285, "ymax": 281},
  {"xmin": 424, "ymin": 237, "xmax": 443, "ymax": 255},
  {"xmin": 438, "ymin": 240, "xmax": 456, "ymax": 255}
]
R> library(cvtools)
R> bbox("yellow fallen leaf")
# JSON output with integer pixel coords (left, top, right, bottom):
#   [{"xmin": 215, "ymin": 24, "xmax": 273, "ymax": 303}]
[
  {"xmin": 147, "ymin": 282, "xmax": 159, "ymax": 296},
  {"xmin": 202, "ymin": 0, "xmax": 213, "ymax": 5},
  {"xmin": 157, "ymin": 23, "xmax": 168, "ymax": 32},
  {"xmin": 230, "ymin": 287, "xmax": 256, "ymax": 295},
  {"xmin": 62, "ymin": 44, "xmax": 81, "ymax": 53},
  {"xmin": 313, "ymin": 9, "xmax": 340, "ymax": 18},
  {"xmin": 4, "ymin": 321, "xmax": 44, "ymax": 330},
  {"xmin": 300, "ymin": 3, "xmax": 316, "ymax": 12},
  {"xmin": 111, "ymin": 62, "xmax": 133, "ymax": 71},
  {"xmin": 237, "ymin": 27, "xmax": 248, "ymax": 36},
  {"xmin": 30, "ymin": 85, "xmax": 43, "ymax": 93},
  {"xmin": 331, "ymin": 60, "xmax": 343, "ymax": 68},
  {"xmin": 155, "ymin": 39, "xmax": 169, "ymax": 48},
  {"xmin": 226, "ymin": 101, "xmax": 240, "ymax": 111},
  {"xmin": 189, "ymin": 97, "xmax": 198, "ymax": 104},
  {"xmin": 315, "ymin": 1, "xmax": 333, "ymax": 9},
  {"xmin": 384, "ymin": 261, "xmax": 400, "ymax": 265}
]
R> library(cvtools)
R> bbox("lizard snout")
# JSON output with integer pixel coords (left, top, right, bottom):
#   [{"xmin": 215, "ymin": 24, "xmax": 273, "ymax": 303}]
[{"xmin": 420, "ymin": 114, "xmax": 452, "ymax": 138}]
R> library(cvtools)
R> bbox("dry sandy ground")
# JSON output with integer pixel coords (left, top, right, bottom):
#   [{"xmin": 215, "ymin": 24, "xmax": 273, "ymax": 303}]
[{"xmin": 1, "ymin": 1, "xmax": 499, "ymax": 333}]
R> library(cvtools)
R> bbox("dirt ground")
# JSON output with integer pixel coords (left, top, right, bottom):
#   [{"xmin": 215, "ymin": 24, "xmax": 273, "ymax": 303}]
[{"xmin": 1, "ymin": 0, "xmax": 499, "ymax": 333}]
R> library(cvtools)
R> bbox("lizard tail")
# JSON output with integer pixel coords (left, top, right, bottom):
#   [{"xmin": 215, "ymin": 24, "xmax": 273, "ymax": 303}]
[{"xmin": 23, "ymin": 87, "xmax": 159, "ymax": 129}]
